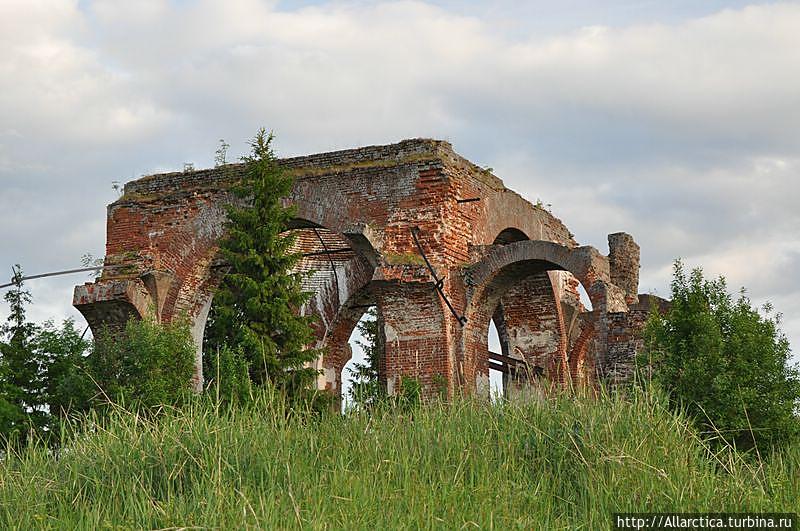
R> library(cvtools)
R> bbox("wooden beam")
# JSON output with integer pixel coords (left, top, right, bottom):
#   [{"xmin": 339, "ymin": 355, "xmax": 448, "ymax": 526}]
[{"xmin": 488, "ymin": 351, "xmax": 526, "ymax": 368}]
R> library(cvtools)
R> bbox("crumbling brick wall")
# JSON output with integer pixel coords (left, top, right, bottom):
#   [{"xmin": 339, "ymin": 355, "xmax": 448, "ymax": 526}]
[{"xmin": 74, "ymin": 138, "xmax": 651, "ymax": 400}]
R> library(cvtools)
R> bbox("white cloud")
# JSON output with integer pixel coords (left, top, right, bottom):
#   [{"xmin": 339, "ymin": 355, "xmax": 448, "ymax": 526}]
[{"xmin": 0, "ymin": 1, "xmax": 798, "ymax": 360}]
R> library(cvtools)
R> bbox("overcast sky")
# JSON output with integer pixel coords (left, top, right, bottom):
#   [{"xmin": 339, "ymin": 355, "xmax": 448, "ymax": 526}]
[{"xmin": 1, "ymin": 0, "xmax": 798, "ymax": 367}]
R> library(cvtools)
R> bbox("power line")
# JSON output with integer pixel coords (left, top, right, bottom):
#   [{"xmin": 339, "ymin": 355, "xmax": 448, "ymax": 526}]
[{"xmin": 0, "ymin": 265, "xmax": 122, "ymax": 290}]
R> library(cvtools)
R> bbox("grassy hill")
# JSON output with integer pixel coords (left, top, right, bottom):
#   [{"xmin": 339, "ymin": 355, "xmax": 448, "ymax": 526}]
[{"xmin": 1, "ymin": 390, "xmax": 797, "ymax": 529}]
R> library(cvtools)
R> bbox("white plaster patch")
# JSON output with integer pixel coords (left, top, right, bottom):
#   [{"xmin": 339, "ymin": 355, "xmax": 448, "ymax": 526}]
[
  {"xmin": 475, "ymin": 373, "xmax": 490, "ymax": 399},
  {"xmin": 193, "ymin": 202, "xmax": 226, "ymax": 241},
  {"xmin": 189, "ymin": 294, "xmax": 214, "ymax": 393},
  {"xmin": 324, "ymin": 367, "xmax": 337, "ymax": 389},
  {"xmin": 511, "ymin": 328, "xmax": 559, "ymax": 350},
  {"xmin": 384, "ymin": 322, "xmax": 398, "ymax": 343}
]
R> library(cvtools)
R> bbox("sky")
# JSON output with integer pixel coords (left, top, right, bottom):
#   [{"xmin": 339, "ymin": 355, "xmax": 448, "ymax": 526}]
[{"xmin": 1, "ymin": 1, "xmax": 799, "ymax": 384}]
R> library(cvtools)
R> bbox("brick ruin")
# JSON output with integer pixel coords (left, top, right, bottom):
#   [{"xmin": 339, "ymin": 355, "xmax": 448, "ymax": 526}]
[{"xmin": 73, "ymin": 139, "xmax": 662, "ymax": 402}]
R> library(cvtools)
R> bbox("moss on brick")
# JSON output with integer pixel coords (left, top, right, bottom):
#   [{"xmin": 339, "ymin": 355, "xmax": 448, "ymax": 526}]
[{"xmin": 384, "ymin": 252, "xmax": 426, "ymax": 266}]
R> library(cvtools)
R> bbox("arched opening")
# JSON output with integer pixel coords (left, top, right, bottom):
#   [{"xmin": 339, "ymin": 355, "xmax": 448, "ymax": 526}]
[
  {"xmin": 465, "ymin": 257, "xmax": 598, "ymax": 398},
  {"xmin": 341, "ymin": 305, "xmax": 379, "ymax": 412},
  {"xmin": 314, "ymin": 287, "xmax": 385, "ymax": 412},
  {"xmin": 196, "ymin": 218, "xmax": 376, "ymax": 396},
  {"xmin": 493, "ymin": 227, "xmax": 529, "ymax": 245},
  {"xmin": 576, "ymin": 282, "xmax": 593, "ymax": 312},
  {"xmin": 488, "ymin": 318, "xmax": 504, "ymax": 401}
]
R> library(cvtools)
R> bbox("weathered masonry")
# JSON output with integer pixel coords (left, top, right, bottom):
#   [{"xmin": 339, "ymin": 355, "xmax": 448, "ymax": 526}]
[{"xmin": 74, "ymin": 139, "xmax": 659, "ymax": 401}]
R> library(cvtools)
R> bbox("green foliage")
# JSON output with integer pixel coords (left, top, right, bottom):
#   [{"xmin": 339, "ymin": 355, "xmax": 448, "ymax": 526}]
[
  {"xmin": 214, "ymin": 138, "xmax": 230, "ymax": 167},
  {"xmin": 396, "ymin": 376, "xmax": 423, "ymax": 410},
  {"xmin": 431, "ymin": 373, "xmax": 448, "ymax": 400},
  {"xmin": 0, "ymin": 265, "xmax": 49, "ymax": 440},
  {"xmin": 347, "ymin": 307, "xmax": 385, "ymax": 410},
  {"xmin": 642, "ymin": 260, "xmax": 800, "ymax": 453},
  {"xmin": 87, "ymin": 317, "xmax": 195, "ymax": 411},
  {"xmin": 0, "ymin": 389, "xmax": 797, "ymax": 528},
  {"xmin": 205, "ymin": 343, "xmax": 252, "ymax": 406},
  {"xmin": 0, "ymin": 267, "xmax": 93, "ymax": 443},
  {"xmin": 34, "ymin": 319, "xmax": 91, "ymax": 421},
  {"xmin": 204, "ymin": 128, "xmax": 321, "ymax": 399}
]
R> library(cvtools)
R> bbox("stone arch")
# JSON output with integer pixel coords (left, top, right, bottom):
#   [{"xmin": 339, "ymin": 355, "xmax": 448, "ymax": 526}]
[
  {"xmin": 465, "ymin": 240, "xmax": 620, "ymax": 311},
  {"xmin": 462, "ymin": 240, "xmax": 624, "ymax": 395},
  {"xmin": 177, "ymin": 217, "xmax": 377, "ymax": 391},
  {"xmin": 493, "ymin": 227, "xmax": 529, "ymax": 245}
]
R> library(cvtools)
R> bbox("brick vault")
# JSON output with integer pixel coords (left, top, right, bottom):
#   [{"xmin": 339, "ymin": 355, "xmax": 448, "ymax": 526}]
[{"xmin": 74, "ymin": 139, "xmax": 660, "ymax": 402}]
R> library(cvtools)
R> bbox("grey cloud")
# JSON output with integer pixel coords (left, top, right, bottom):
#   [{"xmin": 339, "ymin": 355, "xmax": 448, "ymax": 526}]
[{"xmin": 0, "ymin": 0, "xmax": 798, "ymax": 362}]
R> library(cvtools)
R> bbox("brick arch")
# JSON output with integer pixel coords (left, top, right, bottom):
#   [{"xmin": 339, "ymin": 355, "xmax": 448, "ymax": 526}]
[
  {"xmin": 315, "ymin": 285, "xmax": 383, "ymax": 409},
  {"xmin": 462, "ymin": 261, "xmax": 566, "ymax": 395},
  {"xmin": 476, "ymin": 191, "xmax": 577, "ymax": 248},
  {"xmin": 465, "ymin": 240, "xmax": 616, "ymax": 311},
  {"xmin": 492, "ymin": 227, "xmax": 529, "ymax": 245},
  {"xmin": 175, "ymin": 218, "xmax": 377, "ymax": 391},
  {"xmin": 461, "ymin": 240, "xmax": 622, "ymax": 395}
]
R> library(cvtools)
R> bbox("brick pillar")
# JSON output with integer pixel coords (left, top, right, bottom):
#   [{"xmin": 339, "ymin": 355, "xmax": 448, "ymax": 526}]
[
  {"xmin": 377, "ymin": 283, "xmax": 450, "ymax": 400},
  {"xmin": 608, "ymin": 232, "xmax": 640, "ymax": 306}
]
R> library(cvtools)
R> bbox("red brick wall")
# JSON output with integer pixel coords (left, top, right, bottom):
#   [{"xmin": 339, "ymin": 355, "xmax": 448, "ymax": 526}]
[{"xmin": 75, "ymin": 138, "xmax": 648, "ymax": 401}]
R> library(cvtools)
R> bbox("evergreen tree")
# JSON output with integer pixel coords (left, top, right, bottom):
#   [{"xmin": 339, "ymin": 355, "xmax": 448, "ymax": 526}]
[
  {"xmin": 34, "ymin": 318, "xmax": 91, "ymax": 420},
  {"xmin": 642, "ymin": 261, "xmax": 800, "ymax": 452},
  {"xmin": 348, "ymin": 307, "xmax": 384, "ymax": 410},
  {"xmin": 0, "ymin": 265, "xmax": 47, "ymax": 439},
  {"xmin": 204, "ymin": 129, "xmax": 321, "ymax": 399}
]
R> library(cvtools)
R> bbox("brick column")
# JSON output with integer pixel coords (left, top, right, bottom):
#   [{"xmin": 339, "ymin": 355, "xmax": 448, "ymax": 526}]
[
  {"xmin": 608, "ymin": 232, "xmax": 640, "ymax": 306},
  {"xmin": 377, "ymin": 283, "xmax": 450, "ymax": 400}
]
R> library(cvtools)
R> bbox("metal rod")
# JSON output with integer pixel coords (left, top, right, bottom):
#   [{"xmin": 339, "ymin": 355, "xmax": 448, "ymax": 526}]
[
  {"xmin": 410, "ymin": 226, "xmax": 467, "ymax": 326},
  {"xmin": 312, "ymin": 227, "xmax": 340, "ymax": 297},
  {"xmin": 0, "ymin": 264, "xmax": 125, "ymax": 290},
  {"xmin": 456, "ymin": 197, "xmax": 481, "ymax": 203},
  {"xmin": 301, "ymin": 248, "xmax": 353, "ymax": 258}
]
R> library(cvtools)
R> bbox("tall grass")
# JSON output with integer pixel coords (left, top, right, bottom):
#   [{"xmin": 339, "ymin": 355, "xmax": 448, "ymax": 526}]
[{"xmin": 0, "ymin": 388, "xmax": 797, "ymax": 529}]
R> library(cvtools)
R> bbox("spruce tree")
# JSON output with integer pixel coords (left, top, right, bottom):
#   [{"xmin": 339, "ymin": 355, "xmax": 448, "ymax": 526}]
[
  {"xmin": 205, "ymin": 129, "xmax": 320, "ymax": 399},
  {"xmin": 0, "ymin": 265, "xmax": 47, "ymax": 439},
  {"xmin": 348, "ymin": 307, "xmax": 384, "ymax": 410}
]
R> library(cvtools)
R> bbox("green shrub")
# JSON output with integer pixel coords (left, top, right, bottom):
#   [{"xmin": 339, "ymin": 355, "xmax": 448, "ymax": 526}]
[
  {"xmin": 87, "ymin": 317, "xmax": 195, "ymax": 411},
  {"xmin": 642, "ymin": 261, "xmax": 800, "ymax": 453},
  {"xmin": 204, "ymin": 343, "xmax": 252, "ymax": 405}
]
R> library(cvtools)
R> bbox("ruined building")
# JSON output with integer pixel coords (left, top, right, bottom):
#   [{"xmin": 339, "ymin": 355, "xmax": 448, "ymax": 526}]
[{"xmin": 74, "ymin": 139, "xmax": 658, "ymax": 402}]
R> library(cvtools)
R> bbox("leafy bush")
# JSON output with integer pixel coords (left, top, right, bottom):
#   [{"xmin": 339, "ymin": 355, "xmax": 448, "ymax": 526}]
[
  {"xmin": 0, "ymin": 265, "xmax": 91, "ymax": 443},
  {"xmin": 87, "ymin": 317, "xmax": 195, "ymax": 411},
  {"xmin": 204, "ymin": 343, "xmax": 252, "ymax": 405},
  {"xmin": 642, "ymin": 261, "xmax": 800, "ymax": 452},
  {"xmin": 35, "ymin": 319, "xmax": 92, "ymax": 419}
]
